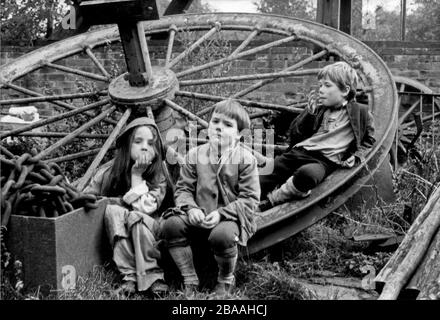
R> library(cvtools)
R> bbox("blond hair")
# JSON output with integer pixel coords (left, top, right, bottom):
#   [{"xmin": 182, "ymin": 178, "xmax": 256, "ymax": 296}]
[{"xmin": 318, "ymin": 62, "xmax": 358, "ymax": 101}]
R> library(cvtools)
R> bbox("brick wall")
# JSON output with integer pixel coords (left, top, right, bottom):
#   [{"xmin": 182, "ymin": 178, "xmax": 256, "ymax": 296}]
[{"xmin": 1, "ymin": 39, "xmax": 439, "ymax": 119}]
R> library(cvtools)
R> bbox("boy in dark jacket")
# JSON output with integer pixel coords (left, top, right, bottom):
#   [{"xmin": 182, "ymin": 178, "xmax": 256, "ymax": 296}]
[{"xmin": 259, "ymin": 61, "xmax": 375, "ymax": 211}]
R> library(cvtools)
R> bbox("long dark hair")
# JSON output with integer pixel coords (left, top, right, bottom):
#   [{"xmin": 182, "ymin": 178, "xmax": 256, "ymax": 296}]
[{"xmin": 102, "ymin": 124, "xmax": 164, "ymax": 197}]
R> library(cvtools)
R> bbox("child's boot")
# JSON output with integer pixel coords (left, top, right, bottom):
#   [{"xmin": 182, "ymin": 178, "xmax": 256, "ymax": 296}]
[
  {"xmin": 213, "ymin": 254, "xmax": 237, "ymax": 298},
  {"xmin": 168, "ymin": 245, "xmax": 199, "ymax": 297},
  {"xmin": 266, "ymin": 176, "xmax": 311, "ymax": 208}
]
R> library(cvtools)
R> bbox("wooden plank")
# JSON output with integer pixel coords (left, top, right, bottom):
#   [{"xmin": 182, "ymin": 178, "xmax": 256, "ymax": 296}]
[{"xmin": 7, "ymin": 199, "xmax": 110, "ymax": 294}]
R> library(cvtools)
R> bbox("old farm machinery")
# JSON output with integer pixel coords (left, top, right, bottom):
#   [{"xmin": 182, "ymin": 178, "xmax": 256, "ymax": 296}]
[{"xmin": 0, "ymin": 1, "xmax": 398, "ymax": 261}]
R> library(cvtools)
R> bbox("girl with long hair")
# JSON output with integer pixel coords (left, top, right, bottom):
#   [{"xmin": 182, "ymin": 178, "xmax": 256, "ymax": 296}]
[{"xmin": 84, "ymin": 117, "xmax": 169, "ymax": 296}]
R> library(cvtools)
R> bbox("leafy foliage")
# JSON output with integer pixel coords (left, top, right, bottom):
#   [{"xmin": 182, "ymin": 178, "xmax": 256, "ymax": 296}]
[
  {"xmin": 0, "ymin": 0, "xmax": 69, "ymax": 44},
  {"xmin": 405, "ymin": 0, "xmax": 440, "ymax": 41},
  {"xmin": 255, "ymin": 0, "xmax": 315, "ymax": 20}
]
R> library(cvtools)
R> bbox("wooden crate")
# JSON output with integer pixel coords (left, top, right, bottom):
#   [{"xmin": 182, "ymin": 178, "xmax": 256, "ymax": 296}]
[{"xmin": 7, "ymin": 198, "xmax": 111, "ymax": 294}]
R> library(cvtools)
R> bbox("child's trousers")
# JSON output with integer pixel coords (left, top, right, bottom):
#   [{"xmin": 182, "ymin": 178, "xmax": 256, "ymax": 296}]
[
  {"xmin": 160, "ymin": 215, "xmax": 240, "ymax": 285},
  {"xmin": 105, "ymin": 204, "xmax": 164, "ymax": 291},
  {"xmin": 259, "ymin": 147, "xmax": 337, "ymax": 198}
]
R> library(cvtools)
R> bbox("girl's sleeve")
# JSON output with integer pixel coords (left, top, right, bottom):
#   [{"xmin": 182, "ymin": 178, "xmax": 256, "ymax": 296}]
[
  {"xmin": 122, "ymin": 181, "xmax": 159, "ymax": 215},
  {"xmin": 83, "ymin": 166, "xmax": 107, "ymax": 195}
]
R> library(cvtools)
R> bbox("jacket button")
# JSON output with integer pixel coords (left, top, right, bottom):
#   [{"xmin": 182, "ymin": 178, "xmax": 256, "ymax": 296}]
[{"xmin": 212, "ymin": 193, "xmax": 216, "ymax": 198}]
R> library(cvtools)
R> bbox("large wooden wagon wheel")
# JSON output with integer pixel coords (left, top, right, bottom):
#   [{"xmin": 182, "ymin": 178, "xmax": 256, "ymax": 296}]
[
  {"xmin": 392, "ymin": 76, "xmax": 440, "ymax": 166},
  {"xmin": 0, "ymin": 13, "xmax": 398, "ymax": 254}
]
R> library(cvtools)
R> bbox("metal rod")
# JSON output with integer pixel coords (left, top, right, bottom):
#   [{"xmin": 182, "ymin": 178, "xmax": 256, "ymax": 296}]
[
  {"xmin": 77, "ymin": 108, "xmax": 131, "ymax": 191},
  {"xmin": 1, "ymin": 131, "xmax": 109, "ymax": 139},
  {"xmin": 180, "ymin": 69, "xmax": 320, "ymax": 86},
  {"xmin": 165, "ymin": 25, "xmax": 177, "ymax": 66},
  {"xmin": 176, "ymin": 34, "xmax": 298, "ymax": 78},
  {"xmin": 32, "ymin": 106, "xmax": 116, "ymax": 161},
  {"xmin": 85, "ymin": 46, "xmax": 112, "ymax": 78},
  {"xmin": 136, "ymin": 22, "xmax": 153, "ymax": 81},
  {"xmin": 167, "ymin": 23, "xmax": 221, "ymax": 68},
  {"xmin": 0, "ymin": 91, "xmax": 107, "ymax": 105},
  {"xmin": 45, "ymin": 62, "xmax": 110, "ymax": 82},
  {"xmin": 398, "ymin": 91, "xmax": 440, "ymax": 97},
  {"xmin": 0, "ymin": 99, "xmax": 110, "ymax": 139},
  {"xmin": 175, "ymin": 90, "xmax": 305, "ymax": 114},
  {"xmin": 233, "ymin": 49, "xmax": 328, "ymax": 98},
  {"xmin": 163, "ymin": 98, "xmax": 209, "ymax": 128},
  {"xmin": 4, "ymin": 83, "xmax": 117, "ymax": 125}
]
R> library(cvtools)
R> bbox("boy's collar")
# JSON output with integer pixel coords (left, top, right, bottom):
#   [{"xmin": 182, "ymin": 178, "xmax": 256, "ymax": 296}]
[
  {"xmin": 208, "ymin": 139, "xmax": 240, "ymax": 161},
  {"xmin": 329, "ymin": 100, "xmax": 349, "ymax": 111}
]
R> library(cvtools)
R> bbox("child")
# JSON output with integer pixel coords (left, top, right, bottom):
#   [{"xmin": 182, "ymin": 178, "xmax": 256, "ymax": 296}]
[
  {"xmin": 160, "ymin": 99, "xmax": 260, "ymax": 298},
  {"xmin": 84, "ymin": 117, "xmax": 169, "ymax": 296},
  {"xmin": 259, "ymin": 61, "xmax": 376, "ymax": 211}
]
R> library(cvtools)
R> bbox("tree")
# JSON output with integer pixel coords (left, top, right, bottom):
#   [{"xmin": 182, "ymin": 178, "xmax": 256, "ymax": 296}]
[
  {"xmin": 186, "ymin": 0, "xmax": 214, "ymax": 13},
  {"xmin": 0, "ymin": 0, "xmax": 69, "ymax": 44},
  {"xmin": 254, "ymin": 0, "xmax": 315, "ymax": 20},
  {"xmin": 405, "ymin": 0, "xmax": 440, "ymax": 41}
]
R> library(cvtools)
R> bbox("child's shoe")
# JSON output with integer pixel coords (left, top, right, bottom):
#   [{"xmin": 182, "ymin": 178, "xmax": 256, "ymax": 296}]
[
  {"xmin": 183, "ymin": 283, "xmax": 198, "ymax": 298},
  {"xmin": 212, "ymin": 281, "xmax": 234, "ymax": 299},
  {"xmin": 118, "ymin": 280, "xmax": 136, "ymax": 296},
  {"xmin": 267, "ymin": 177, "xmax": 311, "ymax": 206},
  {"xmin": 258, "ymin": 199, "xmax": 273, "ymax": 212},
  {"xmin": 149, "ymin": 279, "xmax": 169, "ymax": 298}
]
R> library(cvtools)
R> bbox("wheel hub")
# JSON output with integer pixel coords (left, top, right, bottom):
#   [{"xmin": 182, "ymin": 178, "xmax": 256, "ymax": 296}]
[{"xmin": 108, "ymin": 66, "xmax": 179, "ymax": 109}]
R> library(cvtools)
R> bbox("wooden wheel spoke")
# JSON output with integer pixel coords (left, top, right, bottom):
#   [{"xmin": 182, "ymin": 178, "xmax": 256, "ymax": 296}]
[
  {"xmin": 44, "ymin": 147, "xmax": 115, "ymax": 163},
  {"xmin": 77, "ymin": 108, "xmax": 132, "ymax": 191},
  {"xmin": 85, "ymin": 46, "xmax": 112, "ymax": 78},
  {"xmin": 32, "ymin": 105, "xmax": 116, "ymax": 161},
  {"xmin": 4, "ymin": 82, "xmax": 117, "ymax": 125},
  {"xmin": 165, "ymin": 25, "xmax": 177, "ymax": 66},
  {"xmin": 398, "ymin": 99, "xmax": 421, "ymax": 126},
  {"xmin": 167, "ymin": 23, "xmax": 221, "ymax": 69},
  {"xmin": 0, "ymin": 99, "xmax": 110, "ymax": 140},
  {"xmin": 175, "ymin": 90, "xmax": 305, "ymax": 115},
  {"xmin": 163, "ymin": 98, "xmax": 208, "ymax": 128},
  {"xmin": 232, "ymin": 49, "xmax": 328, "ymax": 98},
  {"xmin": 177, "ymin": 28, "xmax": 259, "ymax": 78},
  {"xmin": 179, "ymin": 69, "xmax": 320, "ymax": 87},
  {"xmin": 0, "ymin": 91, "xmax": 107, "ymax": 105},
  {"xmin": 45, "ymin": 62, "xmax": 110, "ymax": 82},
  {"xmin": 0, "ymin": 132, "xmax": 109, "ymax": 139},
  {"xmin": 176, "ymin": 34, "xmax": 298, "ymax": 78}
]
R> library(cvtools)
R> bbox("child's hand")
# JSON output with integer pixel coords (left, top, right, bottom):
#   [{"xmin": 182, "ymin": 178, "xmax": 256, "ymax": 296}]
[
  {"xmin": 131, "ymin": 152, "xmax": 153, "ymax": 176},
  {"xmin": 307, "ymin": 89, "xmax": 322, "ymax": 114},
  {"xmin": 188, "ymin": 208, "xmax": 205, "ymax": 226},
  {"xmin": 341, "ymin": 155, "xmax": 356, "ymax": 168},
  {"xmin": 201, "ymin": 210, "xmax": 221, "ymax": 229}
]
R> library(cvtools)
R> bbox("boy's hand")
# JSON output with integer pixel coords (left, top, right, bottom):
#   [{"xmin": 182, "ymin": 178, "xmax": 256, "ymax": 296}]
[
  {"xmin": 188, "ymin": 208, "xmax": 205, "ymax": 226},
  {"xmin": 307, "ymin": 89, "xmax": 322, "ymax": 114},
  {"xmin": 131, "ymin": 152, "xmax": 153, "ymax": 176},
  {"xmin": 201, "ymin": 210, "xmax": 221, "ymax": 229},
  {"xmin": 341, "ymin": 155, "xmax": 356, "ymax": 168}
]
